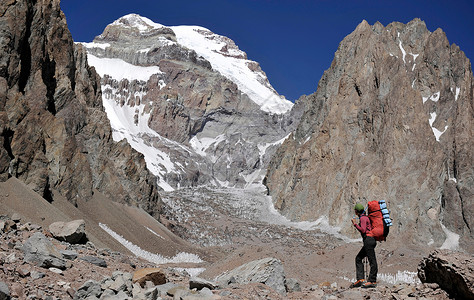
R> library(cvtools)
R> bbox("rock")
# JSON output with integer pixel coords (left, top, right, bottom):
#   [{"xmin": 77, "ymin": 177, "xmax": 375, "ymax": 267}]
[
  {"xmin": 285, "ymin": 278, "xmax": 301, "ymax": 292},
  {"xmin": 49, "ymin": 220, "xmax": 86, "ymax": 244},
  {"xmin": 3, "ymin": 221, "xmax": 16, "ymax": 232},
  {"xmin": 21, "ymin": 232, "xmax": 66, "ymax": 269},
  {"xmin": 132, "ymin": 268, "xmax": 167, "ymax": 288},
  {"xmin": 80, "ymin": 256, "xmax": 107, "ymax": 268},
  {"xmin": 60, "ymin": 250, "xmax": 78, "ymax": 260},
  {"xmin": 167, "ymin": 285, "xmax": 192, "ymax": 299},
  {"xmin": 10, "ymin": 214, "xmax": 21, "ymax": 223},
  {"xmin": 215, "ymin": 257, "xmax": 287, "ymax": 295},
  {"xmin": 74, "ymin": 280, "xmax": 102, "ymax": 299},
  {"xmin": 0, "ymin": 282, "xmax": 10, "ymax": 300},
  {"xmin": 155, "ymin": 282, "xmax": 178, "ymax": 296},
  {"xmin": 264, "ymin": 19, "xmax": 474, "ymax": 251},
  {"xmin": 189, "ymin": 277, "xmax": 218, "ymax": 290},
  {"xmin": 16, "ymin": 266, "xmax": 30, "ymax": 278},
  {"xmin": 0, "ymin": 0, "xmax": 163, "ymax": 219},
  {"xmin": 30, "ymin": 271, "xmax": 46, "ymax": 280},
  {"xmin": 418, "ymin": 250, "xmax": 474, "ymax": 300},
  {"xmin": 49, "ymin": 268, "xmax": 63, "ymax": 275}
]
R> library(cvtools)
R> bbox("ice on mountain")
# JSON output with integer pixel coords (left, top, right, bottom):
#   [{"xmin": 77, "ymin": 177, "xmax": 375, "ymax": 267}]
[{"xmin": 87, "ymin": 54, "xmax": 162, "ymax": 82}]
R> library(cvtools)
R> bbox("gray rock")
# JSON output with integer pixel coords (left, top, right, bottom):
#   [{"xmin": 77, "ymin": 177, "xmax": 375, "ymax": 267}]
[
  {"xmin": 0, "ymin": 282, "xmax": 10, "ymax": 300},
  {"xmin": 74, "ymin": 280, "xmax": 102, "ymax": 300},
  {"xmin": 144, "ymin": 287, "xmax": 159, "ymax": 300},
  {"xmin": 21, "ymin": 232, "xmax": 67, "ymax": 269},
  {"xmin": 61, "ymin": 250, "xmax": 78, "ymax": 260},
  {"xmin": 30, "ymin": 271, "xmax": 46, "ymax": 280},
  {"xmin": 11, "ymin": 213, "xmax": 21, "ymax": 223},
  {"xmin": 285, "ymin": 278, "xmax": 301, "ymax": 292},
  {"xmin": 189, "ymin": 277, "xmax": 218, "ymax": 290},
  {"xmin": 49, "ymin": 220, "xmax": 86, "ymax": 244},
  {"xmin": 80, "ymin": 256, "xmax": 107, "ymax": 268},
  {"xmin": 155, "ymin": 282, "xmax": 177, "ymax": 296},
  {"xmin": 215, "ymin": 257, "xmax": 287, "ymax": 295},
  {"xmin": 418, "ymin": 250, "xmax": 474, "ymax": 300}
]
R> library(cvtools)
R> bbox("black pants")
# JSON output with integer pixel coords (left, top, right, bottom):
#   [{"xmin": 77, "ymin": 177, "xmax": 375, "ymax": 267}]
[{"xmin": 355, "ymin": 236, "xmax": 378, "ymax": 282}]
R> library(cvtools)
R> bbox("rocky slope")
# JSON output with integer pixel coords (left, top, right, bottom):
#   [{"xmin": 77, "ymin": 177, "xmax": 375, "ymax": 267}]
[
  {"xmin": 0, "ymin": 0, "xmax": 162, "ymax": 214},
  {"xmin": 82, "ymin": 14, "xmax": 301, "ymax": 191},
  {"xmin": 265, "ymin": 19, "xmax": 473, "ymax": 251}
]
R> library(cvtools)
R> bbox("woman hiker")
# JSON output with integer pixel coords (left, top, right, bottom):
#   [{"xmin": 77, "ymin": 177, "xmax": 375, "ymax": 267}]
[{"xmin": 350, "ymin": 203, "xmax": 378, "ymax": 288}]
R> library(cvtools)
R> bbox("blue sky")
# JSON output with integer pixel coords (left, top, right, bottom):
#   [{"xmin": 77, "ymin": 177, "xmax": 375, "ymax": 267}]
[{"xmin": 61, "ymin": 0, "xmax": 474, "ymax": 101}]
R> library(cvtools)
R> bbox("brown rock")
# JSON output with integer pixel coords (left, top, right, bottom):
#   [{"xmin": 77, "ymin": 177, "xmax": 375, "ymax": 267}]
[
  {"xmin": 132, "ymin": 268, "xmax": 167, "ymax": 288},
  {"xmin": 265, "ymin": 19, "xmax": 473, "ymax": 250},
  {"xmin": 418, "ymin": 250, "xmax": 474, "ymax": 300},
  {"xmin": 49, "ymin": 220, "xmax": 86, "ymax": 244},
  {"xmin": 0, "ymin": 0, "xmax": 162, "ymax": 215}
]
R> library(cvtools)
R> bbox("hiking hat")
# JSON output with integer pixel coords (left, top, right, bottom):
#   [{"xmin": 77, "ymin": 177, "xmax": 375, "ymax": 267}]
[{"xmin": 354, "ymin": 203, "xmax": 364, "ymax": 212}]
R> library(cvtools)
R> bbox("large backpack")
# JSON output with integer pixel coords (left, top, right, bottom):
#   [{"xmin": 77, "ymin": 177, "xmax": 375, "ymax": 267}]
[{"xmin": 366, "ymin": 200, "xmax": 393, "ymax": 241}]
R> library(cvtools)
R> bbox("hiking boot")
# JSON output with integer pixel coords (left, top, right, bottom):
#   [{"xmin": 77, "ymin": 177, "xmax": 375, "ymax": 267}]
[
  {"xmin": 362, "ymin": 282, "xmax": 377, "ymax": 288},
  {"xmin": 350, "ymin": 279, "xmax": 366, "ymax": 288}
]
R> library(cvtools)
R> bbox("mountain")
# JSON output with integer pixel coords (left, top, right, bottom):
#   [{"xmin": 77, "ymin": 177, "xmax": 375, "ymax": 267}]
[
  {"xmin": 264, "ymin": 19, "xmax": 473, "ymax": 251},
  {"xmin": 81, "ymin": 14, "xmax": 301, "ymax": 191},
  {"xmin": 0, "ymin": 0, "xmax": 161, "ymax": 215}
]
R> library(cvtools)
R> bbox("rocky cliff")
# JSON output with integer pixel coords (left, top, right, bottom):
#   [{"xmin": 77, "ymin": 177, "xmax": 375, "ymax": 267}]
[
  {"xmin": 0, "ymin": 0, "xmax": 162, "ymax": 214},
  {"xmin": 82, "ymin": 14, "xmax": 300, "ymax": 191},
  {"xmin": 265, "ymin": 19, "xmax": 473, "ymax": 251}
]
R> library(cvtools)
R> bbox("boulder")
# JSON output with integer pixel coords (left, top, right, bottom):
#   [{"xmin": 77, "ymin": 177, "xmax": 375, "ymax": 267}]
[
  {"xmin": 215, "ymin": 257, "xmax": 287, "ymax": 295},
  {"xmin": 74, "ymin": 280, "xmax": 102, "ymax": 299},
  {"xmin": 49, "ymin": 220, "xmax": 86, "ymax": 244},
  {"xmin": 418, "ymin": 250, "xmax": 474, "ymax": 300},
  {"xmin": 189, "ymin": 277, "xmax": 218, "ymax": 291},
  {"xmin": 132, "ymin": 268, "xmax": 167, "ymax": 288},
  {"xmin": 79, "ymin": 256, "xmax": 107, "ymax": 268},
  {"xmin": 285, "ymin": 278, "xmax": 301, "ymax": 293},
  {"xmin": 0, "ymin": 282, "xmax": 10, "ymax": 300},
  {"xmin": 21, "ymin": 232, "xmax": 66, "ymax": 269}
]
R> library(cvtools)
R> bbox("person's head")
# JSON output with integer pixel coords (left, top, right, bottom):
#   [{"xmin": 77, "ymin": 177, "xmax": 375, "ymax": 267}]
[{"xmin": 354, "ymin": 203, "xmax": 364, "ymax": 215}]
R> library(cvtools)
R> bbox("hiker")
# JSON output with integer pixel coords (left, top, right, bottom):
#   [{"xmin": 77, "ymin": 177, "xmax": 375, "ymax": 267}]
[{"xmin": 350, "ymin": 203, "xmax": 378, "ymax": 288}]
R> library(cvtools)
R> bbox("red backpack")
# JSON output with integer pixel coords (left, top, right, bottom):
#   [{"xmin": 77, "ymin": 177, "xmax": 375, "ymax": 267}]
[{"xmin": 366, "ymin": 200, "xmax": 391, "ymax": 241}]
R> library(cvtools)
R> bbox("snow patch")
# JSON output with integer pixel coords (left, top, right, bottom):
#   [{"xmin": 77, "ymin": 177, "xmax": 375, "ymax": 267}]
[
  {"xmin": 99, "ymin": 223, "xmax": 203, "ymax": 264},
  {"xmin": 145, "ymin": 226, "xmax": 164, "ymax": 239},
  {"xmin": 430, "ymin": 92, "xmax": 440, "ymax": 102},
  {"xmin": 455, "ymin": 87, "xmax": 460, "ymax": 101},
  {"xmin": 440, "ymin": 222, "xmax": 460, "ymax": 250},
  {"xmin": 87, "ymin": 54, "xmax": 162, "ymax": 82},
  {"xmin": 170, "ymin": 25, "xmax": 293, "ymax": 114},
  {"xmin": 80, "ymin": 42, "xmax": 110, "ymax": 50},
  {"xmin": 398, "ymin": 40, "xmax": 406, "ymax": 64},
  {"xmin": 378, "ymin": 271, "xmax": 421, "ymax": 285},
  {"xmin": 174, "ymin": 268, "xmax": 206, "ymax": 277},
  {"xmin": 428, "ymin": 112, "xmax": 448, "ymax": 142}
]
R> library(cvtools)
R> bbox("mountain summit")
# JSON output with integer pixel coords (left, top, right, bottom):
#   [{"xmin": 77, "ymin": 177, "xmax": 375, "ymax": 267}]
[{"xmin": 82, "ymin": 14, "xmax": 300, "ymax": 191}]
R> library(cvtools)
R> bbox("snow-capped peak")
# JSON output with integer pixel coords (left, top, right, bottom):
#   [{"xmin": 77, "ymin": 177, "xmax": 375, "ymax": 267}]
[
  {"xmin": 106, "ymin": 14, "xmax": 293, "ymax": 114},
  {"xmin": 112, "ymin": 13, "xmax": 164, "ymax": 32}
]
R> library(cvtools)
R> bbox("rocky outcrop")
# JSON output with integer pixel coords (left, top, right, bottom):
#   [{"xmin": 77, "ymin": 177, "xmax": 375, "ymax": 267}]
[
  {"xmin": 49, "ymin": 219, "xmax": 86, "ymax": 244},
  {"xmin": 215, "ymin": 257, "xmax": 287, "ymax": 295},
  {"xmin": 418, "ymin": 250, "xmax": 474, "ymax": 300},
  {"xmin": 265, "ymin": 19, "xmax": 473, "ymax": 250},
  {"xmin": 21, "ymin": 232, "xmax": 67, "ymax": 270},
  {"xmin": 0, "ymin": 0, "xmax": 162, "ymax": 214},
  {"xmin": 83, "ymin": 14, "xmax": 300, "ymax": 191}
]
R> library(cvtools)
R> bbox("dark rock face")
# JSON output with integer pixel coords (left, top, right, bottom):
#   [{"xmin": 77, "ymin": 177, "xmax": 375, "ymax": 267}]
[
  {"xmin": 418, "ymin": 250, "xmax": 474, "ymax": 300},
  {"xmin": 0, "ymin": 0, "xmax": 161, "ymax": 214},
  {"xmin": 265, "ymin": 19, "xmax": 473, "ymax": 250}
]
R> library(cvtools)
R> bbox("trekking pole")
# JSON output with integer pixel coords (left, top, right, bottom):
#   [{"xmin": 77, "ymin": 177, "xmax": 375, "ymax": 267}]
[{"xmin": 364, "ymin": 257, "xmax": 368, "ymax": 281}]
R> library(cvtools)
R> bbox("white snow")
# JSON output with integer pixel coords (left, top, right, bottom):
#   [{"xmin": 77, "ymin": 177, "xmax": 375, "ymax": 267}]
[
  {"xmin": 455, "ymin": 87, "xmax": 460, "ymax": 101},
  {"xmin": 440, "ymin": 222, "xmax": 460, "ymax": 250},
  {"xmin": 80, "ymin": 42, "xmax": 110, "ymax": 50},
  {"xmin": 112, "ymin": 14, "xmax": 164, "ymax": 32},
  {"xmin": 87, "ymin": 54, "xmax": 162, "ymax": 82},
  {"xmin": 189, "ymin": 134, "xmax": 226, "ymax": 157},
  {"xmin": 428, "ymin": 112, "xmax": 448, "ymax": 142},
  {"xmin": 422, "ymin": 96, "xmax": 429, "ymax": 104},
  {"xmin": 412, "ymin": 64, "xmax": 416, "ymax": 71},
  {"xmin": 398, "ymin": 40, "xmax": 407, "ymax": 64},
  {"xmin": 410, "ymin": 53, "xmax": 419, "ymax": 61},
  {"xmin": 412, "ymin": 79, "xmax": 415, "ymax": 88},
  {"xmin": 378, "ymin": 271, "xmax": 421, "ymax": 285},
  {"xmin": 174, "ymin": 268, "xmax": 205, "ymax": 277},
  {"xmin": 101, "ymin": 84, "xmax": 185, "ymax": 191},
  {"xmin": 99, "ymin": 223, "xmax": 203, "ymax": 264},
  {"xmin": 145, "ymin": 226, "xmax": 165, "ymax": 239},
  {"xmin": 170, "ymin": 25, "xmax": 293, "ymax": 114},
  {"xmin": 430, "ymin": 91, "xmax": 440, "ymax": 102}
]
